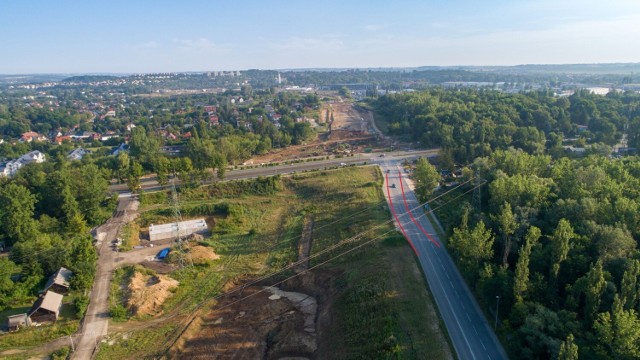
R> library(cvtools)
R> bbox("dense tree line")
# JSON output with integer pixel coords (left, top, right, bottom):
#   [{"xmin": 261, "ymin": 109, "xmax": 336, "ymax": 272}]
[
  {"xmin": 373, "ymin": 88, "xmax": 640, "ymax": 165},
  {"xmin": 0, "ymin": 160, "xmax": 113, "ymax": 312},
  {"xmin": 374, "ymin": 88, "xmax": 640, "ymax": 359}
]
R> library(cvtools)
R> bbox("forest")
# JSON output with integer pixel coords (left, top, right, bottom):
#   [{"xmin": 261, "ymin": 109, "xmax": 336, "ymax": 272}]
[
  {"xmin": 0, "ymin": 159, "xmax": 114, "ymax": 315},
  {"xmin": 375, "ymin": 89, "xmax": 640, "ymax": 359}
]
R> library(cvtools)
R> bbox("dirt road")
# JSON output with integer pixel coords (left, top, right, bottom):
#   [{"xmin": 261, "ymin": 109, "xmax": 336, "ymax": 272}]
[{"xmin": 72, "ymin": 195, "xmax": 138, "ymax": 360}]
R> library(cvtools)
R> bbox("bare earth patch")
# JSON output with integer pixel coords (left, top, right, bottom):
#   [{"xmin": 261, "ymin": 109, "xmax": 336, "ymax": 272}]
[
  {"xmin": 187, "ymin": 244, "xmax": 221, "ymax": 264},
  {"xmin": 127, "ymin": 272, "xmax": 179, "ymax": 317}
]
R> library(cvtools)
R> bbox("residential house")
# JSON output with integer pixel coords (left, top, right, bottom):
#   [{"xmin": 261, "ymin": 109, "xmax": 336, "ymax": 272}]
[
  {"xmin": 28, "ymin": 291, "xmax": 64, "ymax": 324},
  {"xmin": 68, "ymin": 148, "xmax": 88, "ymax": 161},
  {"xmin": 55, "ymin": 135, "xmax": 73, "ymax": 144},
  {"xmin": 112, "ymin": 143, "xmax": 128, "ymax": 156},
  {"xmin": 20, "ymin": 131, "xmax": 47, "ymax": 143},
  {"xmin": 105, "ymin": 110, "xmax": 116, "ymax": 117},
  {"xmin": 43, "ymin": 267, "xmax": 73, "ymax": 294}
]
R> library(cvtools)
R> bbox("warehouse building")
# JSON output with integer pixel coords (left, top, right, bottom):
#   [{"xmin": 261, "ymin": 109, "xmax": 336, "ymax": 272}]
[{"xmin": 149, "ymin": 219, "xmax": 208, "ymax": 241}]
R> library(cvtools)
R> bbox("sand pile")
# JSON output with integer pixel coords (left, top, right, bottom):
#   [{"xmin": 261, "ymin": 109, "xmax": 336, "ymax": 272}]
[
  {"xmin": 127, "ymin": 271, "xmax": 179, "ymax": 316},
  {"xmin": 188, "ymin": 245, "xmax": 220, "ymax": 264}
]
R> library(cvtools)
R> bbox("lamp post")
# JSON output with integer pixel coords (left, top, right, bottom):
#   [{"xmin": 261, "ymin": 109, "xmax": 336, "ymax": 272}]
[{"xmin": 494, "ymin": 295, "xmax": 500, "ymax": 330}]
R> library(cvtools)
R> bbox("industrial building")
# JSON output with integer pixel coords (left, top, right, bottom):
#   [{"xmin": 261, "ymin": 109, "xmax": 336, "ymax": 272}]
[{"xmin": 148, "ymin": 219, "xmax": 208, "ymax": 241}]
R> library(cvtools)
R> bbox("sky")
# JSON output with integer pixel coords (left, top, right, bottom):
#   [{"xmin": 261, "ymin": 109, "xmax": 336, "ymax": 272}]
[{"xmin": 1, "ymin": 0, "xmax": 640, "ymax": 74}]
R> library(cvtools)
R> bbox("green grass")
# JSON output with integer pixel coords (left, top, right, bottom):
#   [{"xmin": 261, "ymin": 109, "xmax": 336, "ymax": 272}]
[
  {"xmin": 118, "ymin": 223, "xmax": 140, "ymax": 251},
  {"xmin": 0, "ymin": 319, "xmax": 78, "ymax": 351},
  {"xmin": 108, "ymin": 266, "xmax": 136, "ymax": 321},
  {"xmin": 95, "ymin": 324, "xmax": 177, "ymax": 360}
]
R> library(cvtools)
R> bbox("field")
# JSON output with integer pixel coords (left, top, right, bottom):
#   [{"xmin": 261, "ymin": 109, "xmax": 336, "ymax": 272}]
[{"xmin": 95, "ymin": 167, "xmax": 452, "ymax": 359}]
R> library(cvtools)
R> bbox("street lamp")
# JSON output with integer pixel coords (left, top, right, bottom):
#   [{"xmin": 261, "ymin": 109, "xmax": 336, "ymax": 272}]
[{"xmin": 494, "ymin": 295, "xmax": 500, "ymax": 330}]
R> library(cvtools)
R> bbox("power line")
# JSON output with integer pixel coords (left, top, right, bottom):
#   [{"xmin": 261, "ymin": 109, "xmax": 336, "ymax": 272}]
[{"xmin": 158, "ymin": 179, "xmax": 481, "ymax": 357}]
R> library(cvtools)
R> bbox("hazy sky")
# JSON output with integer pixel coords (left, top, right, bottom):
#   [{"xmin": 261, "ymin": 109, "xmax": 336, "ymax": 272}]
[{"xmin": 1, "ymin": 0, "xmax": 639, "ymax": 73}]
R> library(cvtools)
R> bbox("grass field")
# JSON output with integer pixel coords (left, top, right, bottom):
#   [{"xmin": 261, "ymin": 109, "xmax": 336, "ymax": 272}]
[{"xmin": 96, "ymin": 167, "xmax": 452, "ymax": 359}]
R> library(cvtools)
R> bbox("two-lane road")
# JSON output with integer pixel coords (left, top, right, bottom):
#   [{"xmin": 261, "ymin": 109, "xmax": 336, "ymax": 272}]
[
  {"xmin": 108, "ymin": 149, "xmax": 439, "ymax": 194},
  {"xmin": 382, "ymin": 162, "xmax": 507, "ymax": 360}
]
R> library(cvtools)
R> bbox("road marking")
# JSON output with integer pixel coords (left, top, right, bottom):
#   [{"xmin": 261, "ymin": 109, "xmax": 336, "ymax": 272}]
[
  {"xmin": 397, "ymin": 171, "xmax": 441, "ymax": 248},
  {"xmin": 481, "ymin": 341, "xmax": 487, "ymax": 350},
  {"xmin": 466, "ymin": 312, "xmax": 471, "ymax": 321},
  {"xmin": 385, "ymin": 171, "xmax": 419, "ymax": 256}
]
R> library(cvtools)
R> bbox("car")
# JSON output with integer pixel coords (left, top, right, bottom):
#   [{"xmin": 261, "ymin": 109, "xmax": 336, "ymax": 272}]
[
  {"xmin": 379, "ymin": 153, "xmax": 385, "ymax": 157},
  {"xmin": 340, "ymin": 162, "xmax": 347, "ymax": 166},
  {"xmin": 390, "ymin": 183, "xmax": 396, "ymax": 188},
  {"xmin": 386, "ymin": 169, "xmax": 390, "ymax": 173}
]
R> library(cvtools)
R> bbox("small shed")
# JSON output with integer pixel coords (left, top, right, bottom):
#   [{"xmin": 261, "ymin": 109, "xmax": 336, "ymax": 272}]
[
  {"xmin": 28, "ymin": 291, "xmax": 64, "ymax": 324},
  {"xmin": 7, "ymin": 313, "xmax": 30, "ymax": 331},
  {"xmin": 43, "ymin": 267, "xmax": 73, "ymax": 295}
]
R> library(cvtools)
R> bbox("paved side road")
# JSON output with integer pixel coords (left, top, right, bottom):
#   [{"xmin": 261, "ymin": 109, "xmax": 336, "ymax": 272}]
[
  {"xmin": 72, "ymin": 195, "xmax": 137, "ymax": 360},
  {"xmin": 381, "ymin": 162, "xmax": 508, "ymax": 360}
]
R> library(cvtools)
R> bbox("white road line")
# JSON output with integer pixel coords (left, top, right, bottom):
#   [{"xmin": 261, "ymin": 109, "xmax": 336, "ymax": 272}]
[{"xmin": 481, "ymin": 341, "xmax": 487, "ymax": 350}]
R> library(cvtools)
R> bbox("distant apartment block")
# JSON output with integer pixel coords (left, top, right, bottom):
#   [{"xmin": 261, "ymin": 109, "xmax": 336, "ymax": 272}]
[{"xmin": 0, "ymin": 150, "xmax": 46, "ymax": 177}]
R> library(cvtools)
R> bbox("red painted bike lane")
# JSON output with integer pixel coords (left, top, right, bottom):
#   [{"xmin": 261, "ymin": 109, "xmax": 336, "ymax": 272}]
[{"xmin": 385, "ymin": 172, "xmax": 420, "ymax": 256}]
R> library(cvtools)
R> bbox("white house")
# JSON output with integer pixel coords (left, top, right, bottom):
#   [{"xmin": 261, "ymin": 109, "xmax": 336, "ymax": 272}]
[
  {"xmin": 68, "ymin": 148, "xmax": 88, "ymax": 161},
  {"xmin": 0, "ymin": 150, "xmax": 46, "ymax": 177}
]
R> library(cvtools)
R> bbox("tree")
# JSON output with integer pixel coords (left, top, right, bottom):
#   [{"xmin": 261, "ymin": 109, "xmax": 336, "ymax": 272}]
[
  {"xmin": 75, "ymin": 164, "xmax": 108, "ymax": 225},
  {"xmin": 494, "ymin": 202, "xmax": 518, "ymax": 266},
  {"xmin": 338, "ymin": 86, "xmax": 352, "ymax": 99},
  {"xmin": 449, "ymin": 220, "xmax": 495, "ymax": 280},
  {"xmin": 557, "ymin": 334, "xmax": 578, "ymax": 360},
  {"xmin": 0, "ymin": 257, "xmax": 19, "ymax": 311},
  {"xmin": 0, "ymin": 183, "xmax": 39, "ymax": 245},
  {"xmin": 154, "ymin": 156, "xmax": 171, "ymax": 186},
  {"xmin": 117, "ymin": 152, "xmax": 130, "ymax": 183},
  {"xmin": 550, "ymin": 219, "xmax": 575, "ymax": 279},
  {"xmin": 61, "ymin": 183, "xmax": 86, "ymax": 234},
  {"xmin": 127, "ymin": 161, "xmax": 143, "ymax": 192},
  {"xmin": 585, "ymin": 259, "xmax": 607, "ymax": 324},
  {"xmin": 621, "ymin": 259, "xmax": 640, "ymax": 311},
  {"xmin": 514, "ymin": 226, "xmax": 541, "ymax": 303},
  {"xmin": 594, "ymin": 295, "xmax": 640, "ymax": 359},
  {"xmin": 414, "ymin": 157, "xmax": 440, "ymax": 201}
]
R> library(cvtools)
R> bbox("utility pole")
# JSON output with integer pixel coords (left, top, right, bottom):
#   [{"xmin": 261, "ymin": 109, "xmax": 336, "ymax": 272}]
[
  {"xmin": 69, "ymin": 335, "xmax": 75, "ymax": 352},
  {"xmin": 494, "ymin": 295, "xmax": 500, "ymax": 330},
  {"xmin": 170, "ymin": 169, "xmax": 189, "ymax": 268}
]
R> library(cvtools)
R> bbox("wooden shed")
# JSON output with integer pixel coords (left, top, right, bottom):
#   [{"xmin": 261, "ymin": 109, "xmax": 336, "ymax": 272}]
[
  {"xmin": 43, "ymin": 267, "xmax": 73, "ymax": 295},
  {"xmin": 6, "ymin": 313, "xmax": 30, "ymax": 331},
  {"xmin": 28, "ymin": 291, "xmax": 63, "ymax": 324}
]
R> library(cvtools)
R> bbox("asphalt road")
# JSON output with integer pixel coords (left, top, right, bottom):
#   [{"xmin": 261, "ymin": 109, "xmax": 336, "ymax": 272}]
[
  {"xmin": 72, "ymin": 196, "xmax": 134, "ymax": 360},
  {"xmin": 108, "ymin": 149, "xmax": 439, "ymax": 193},
  {"xmin": 381, "ymin": 162, "xmax": 508, "ymax": 360}
]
